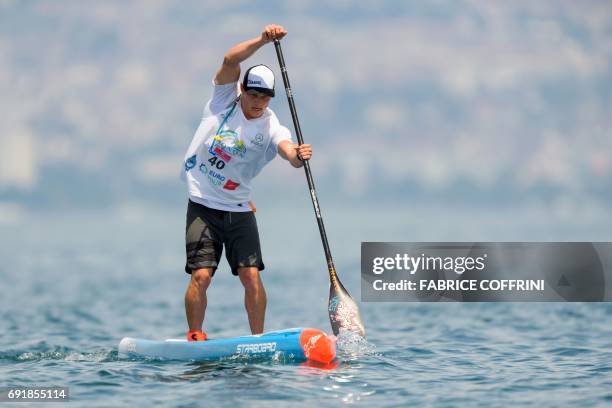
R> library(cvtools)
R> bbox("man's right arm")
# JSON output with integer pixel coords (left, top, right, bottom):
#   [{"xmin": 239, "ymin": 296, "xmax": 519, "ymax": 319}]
[{"xmin": 214, "ymin": 24, "xmax": 287, "ymax": 85}]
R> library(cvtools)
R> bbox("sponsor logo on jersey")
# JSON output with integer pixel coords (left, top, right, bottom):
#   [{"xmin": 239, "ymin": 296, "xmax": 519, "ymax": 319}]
[
  {"xmin": 209, "ymin": 170, "xmax": 226, "ymax": 186},
  {"xmin": 236, "ymin": 342, "xmax": 277, "ymax": 354},
  {"xmin": 223, "ymin": 180, "xmax": 240, "ymax": 190},
  {"xmin": 184, "ymin": 154, "xmax": 197, "ymax": 171},
  {"xmin": 214, "ymin": 146, "xmax": 232, "ymax": 162},
  {"xmin": 209, "ymin": 130, "xmax": 246, "ymax": 160},
  {"xmin": 249, "ymin": 133, "xmax": 264, "ymax": 148}
]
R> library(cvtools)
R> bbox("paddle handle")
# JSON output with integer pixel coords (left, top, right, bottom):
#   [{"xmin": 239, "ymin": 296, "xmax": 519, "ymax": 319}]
[{"xmin": 273, "ymin": 39, "xmax": 339, "ymax": 285}]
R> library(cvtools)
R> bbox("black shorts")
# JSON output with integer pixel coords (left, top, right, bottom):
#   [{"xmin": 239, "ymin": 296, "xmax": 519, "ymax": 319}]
[{"xmin": 185, "ymin": 200, "xmax": 264, "ymax": 276}]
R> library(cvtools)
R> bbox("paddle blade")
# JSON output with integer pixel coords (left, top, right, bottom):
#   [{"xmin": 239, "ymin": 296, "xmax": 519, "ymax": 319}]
[{"xmin": 328, "ymin": 280, "xmax": 366, "ymax": 338}]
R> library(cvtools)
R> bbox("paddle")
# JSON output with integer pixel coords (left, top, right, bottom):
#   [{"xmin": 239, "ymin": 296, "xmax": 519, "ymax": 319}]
[{"xmin": 273, "ymin": 38, "xmax": 366, "ymax": 338}]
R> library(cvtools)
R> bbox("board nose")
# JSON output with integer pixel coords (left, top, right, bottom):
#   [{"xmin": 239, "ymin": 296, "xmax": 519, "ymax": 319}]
[{"xmin": 299, "ymin": 328, "xmax": 336, "ymax": 364}]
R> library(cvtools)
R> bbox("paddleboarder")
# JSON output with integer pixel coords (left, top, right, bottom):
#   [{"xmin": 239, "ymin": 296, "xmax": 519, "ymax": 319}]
[{"xmin": 181, "ymin": 24, "xmax": 312, "ymax": 341}]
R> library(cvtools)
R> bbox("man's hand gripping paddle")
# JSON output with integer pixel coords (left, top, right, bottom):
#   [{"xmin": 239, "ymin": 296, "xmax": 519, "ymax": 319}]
[{"xmin": 273, "ymin": 39, "xmax": 366, "ymax": 338}]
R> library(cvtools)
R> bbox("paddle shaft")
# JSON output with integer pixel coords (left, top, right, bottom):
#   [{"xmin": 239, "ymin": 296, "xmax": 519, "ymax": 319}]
[{"xmin": 273, "ymin": 39, "xmax": 339, "ymax": 287}]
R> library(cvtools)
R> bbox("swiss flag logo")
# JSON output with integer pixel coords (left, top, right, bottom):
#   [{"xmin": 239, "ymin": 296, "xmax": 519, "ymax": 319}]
[{"xmin": 223, "ymin": 180, "xmax": 240, "ymax": 190}]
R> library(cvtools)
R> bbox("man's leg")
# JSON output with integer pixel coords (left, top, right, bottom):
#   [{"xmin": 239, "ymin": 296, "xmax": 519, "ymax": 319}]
[
  {"xmin": 238, "ymin": 267, "xmax": 267, "ymax": 334},
  {"xmin": 185, "ymin": 268, "xmax": 214, "ymax": 331}
]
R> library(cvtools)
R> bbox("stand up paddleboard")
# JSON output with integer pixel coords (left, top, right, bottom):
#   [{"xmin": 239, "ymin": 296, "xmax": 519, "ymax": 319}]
[{"xmin": 119, "ymin": 328, "xmax": 335, "ymax": 364}]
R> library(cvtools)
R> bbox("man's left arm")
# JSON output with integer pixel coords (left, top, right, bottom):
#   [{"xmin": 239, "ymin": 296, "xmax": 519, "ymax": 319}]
[{"xmin": 278, "ymin": 140, "xmax": 312, "ymax": 168}]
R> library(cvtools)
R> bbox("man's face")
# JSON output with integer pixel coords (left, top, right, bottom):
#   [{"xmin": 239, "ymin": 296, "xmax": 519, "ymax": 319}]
[{"xmin": 240, "ymin": 85, "xmax": 272, "ymax": 119}]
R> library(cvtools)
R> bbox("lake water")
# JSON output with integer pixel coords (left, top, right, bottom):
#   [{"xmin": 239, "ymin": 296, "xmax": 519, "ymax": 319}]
[{"xmin": 1, "ymin": 207, "xmax": 611, "ymax": 407}]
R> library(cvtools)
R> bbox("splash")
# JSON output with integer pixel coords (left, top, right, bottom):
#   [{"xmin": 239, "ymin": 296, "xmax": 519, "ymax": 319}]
[
  {"xmin": 2, "ymin": 348, "xmax": 118, "ymax": 363},
  {"xmin": 334, "ymin": 330, "xmax": 377, "ymax": 359}
]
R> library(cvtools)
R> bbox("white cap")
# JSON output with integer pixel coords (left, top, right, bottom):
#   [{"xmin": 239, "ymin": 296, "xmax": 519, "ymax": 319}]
[{"xmin": 243, "ymin": 64, "xmax": 275, "ymax": 97}]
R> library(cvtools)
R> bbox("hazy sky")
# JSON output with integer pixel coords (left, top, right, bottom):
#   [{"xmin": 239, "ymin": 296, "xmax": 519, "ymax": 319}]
[{"xmin": 1, "ymin": 1, "xmax": 610, "ymax": 232}]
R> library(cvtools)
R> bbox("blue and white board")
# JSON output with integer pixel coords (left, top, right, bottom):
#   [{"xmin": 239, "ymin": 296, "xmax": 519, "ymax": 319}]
[{"xmin": 118, "ymin": 327, "xmax": 336, "ymax": 364}]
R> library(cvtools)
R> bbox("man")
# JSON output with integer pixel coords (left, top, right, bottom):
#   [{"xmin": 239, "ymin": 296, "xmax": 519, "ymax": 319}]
[{"xmin": 181, "ymin": 24, "xmax": 312, "ymax": 341}]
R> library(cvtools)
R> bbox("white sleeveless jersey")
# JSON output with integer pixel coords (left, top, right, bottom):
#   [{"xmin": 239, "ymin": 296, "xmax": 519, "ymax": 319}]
[{"xmin": 181, "ymin": 81, "xmax": 291, "ymax": 211}]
